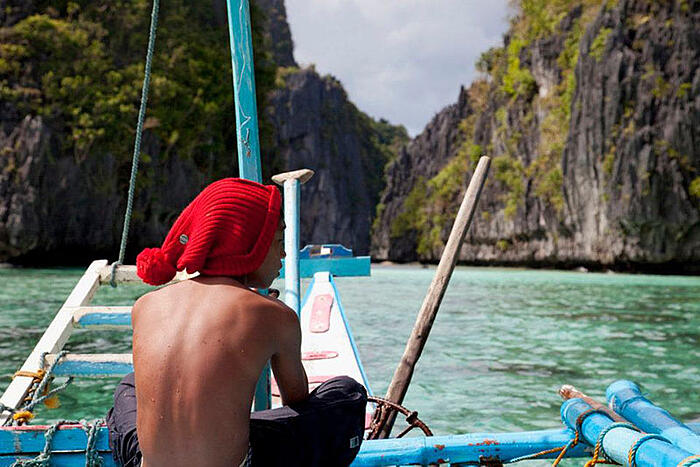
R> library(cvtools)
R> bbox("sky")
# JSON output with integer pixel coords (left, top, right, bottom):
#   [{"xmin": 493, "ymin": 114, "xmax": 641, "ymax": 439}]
[{"xmin": 284, "ymin": 0, "xmax": 512, "ymax": 136}]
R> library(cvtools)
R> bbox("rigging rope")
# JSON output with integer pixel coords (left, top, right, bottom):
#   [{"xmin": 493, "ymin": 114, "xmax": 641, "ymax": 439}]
[
  {"xmin": 81, "ymin": 419, "xmax": 105, "ymax": 467},
  {"xmin": 9, "ymin": 419, "xmax": 105, "ymax": 467},
  {"xmin": 10, "ymin": 421, "xmax": 62, "ymax": 466},
  {"xmin": 111, "ymin": 0, "xmax": 160, "ymax": 287},
  {"xmin": 505, "ymin": 408, "xmax": 608, "ymax": 465},
  {"xmin": 7, "ymin": 351, "xmax": 73, "ymax": 425}
]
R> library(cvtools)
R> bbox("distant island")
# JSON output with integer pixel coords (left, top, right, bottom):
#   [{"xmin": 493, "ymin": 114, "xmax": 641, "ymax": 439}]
[{"xmin": 0, "ymin": 0, "xmax": 697, "ymax": 274}]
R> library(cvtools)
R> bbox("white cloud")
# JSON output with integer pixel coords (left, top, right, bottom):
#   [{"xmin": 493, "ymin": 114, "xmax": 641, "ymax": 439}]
[{"xmin": 284, "ymin": 0, "xmax": 511, "ymax": 136}]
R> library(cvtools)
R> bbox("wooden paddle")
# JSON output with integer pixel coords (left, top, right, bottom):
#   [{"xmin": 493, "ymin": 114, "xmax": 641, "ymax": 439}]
[{"xmin": 374, "ymin": 156, "xmax": 491, "ymax": 439}]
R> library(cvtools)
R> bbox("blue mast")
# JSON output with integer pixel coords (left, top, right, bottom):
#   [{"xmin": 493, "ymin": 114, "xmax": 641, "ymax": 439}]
[
  {"xmin": 226, "ymin": 0, "xmax": 262, "ymax": 182},
  {"xmin": 226, "ymin": 0, "xmax": 269, "ymax": 410}
]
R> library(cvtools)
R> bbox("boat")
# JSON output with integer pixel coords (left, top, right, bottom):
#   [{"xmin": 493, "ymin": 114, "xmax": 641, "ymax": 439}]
[{"xmin": 1, "ymin": 1, "xmax": 699, "ymax": 466}]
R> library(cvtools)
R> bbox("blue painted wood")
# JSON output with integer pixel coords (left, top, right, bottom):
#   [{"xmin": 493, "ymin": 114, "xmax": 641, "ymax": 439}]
[
  {"xmin": 226, "ymin": 0, "xmax": 261, "ymax": 182},
  {"xmin": 53, "ymin": 361, "xmax": 132, "ymax": 378},
  {"xmin": 282, "ymin": 179, "xmax": 301, "ymax": 314},
  {"xmin": 607, "ymin": 380, "xmax": 700, "ymax": 455},
  {"xmin": 226, "ymin": 0, "xmax": 268, "ymax": 410},
  {"xmin": 76, "ymin": 313, "xmax": 131, "ymax": 328},
  {"xmin": 561, "ymin": 398, "xmax": 693, "ymax": 466},
  {"xmin": 0, "ymin": 453, "xmax": 116, "ymax": 467},
  {"xmin": 299, "ymin": 244, "xmax": 353, "ymax": 259},
  {"xmin": 353, "ymin": 428, "xmax": 589, "ymax": 465},
  {"xmin": 2, "ymin": 424, "xmax": 699, "ymax": 464},
  {"xmin": 253, "ymin": 361, "xmax": 271, "ymax": 411},
  {"xmin": 279, "ymin": 257, "xmax": 370, "ymax": 279},
  {"xmin": 0, "ymin": 424, "xmax": 111, "ymax": 460}
]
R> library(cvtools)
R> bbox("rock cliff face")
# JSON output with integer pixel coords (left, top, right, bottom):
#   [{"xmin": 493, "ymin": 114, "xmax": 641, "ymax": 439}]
[
  {"xmin": 267, "ymin": 68, "xmax": 397, "ymax": 254},
  {"xmin": 371, "ymin": 88, "xmax": 473, "ymax": 261},
  {"xmin": 0, "ymin": 0, "xmax": 399, "ymax": 263},
  {"xmin": 0, "ymin": 116, "xmax": 203, "ymax": 264},
  {"xmin": 372, "ymin": 0, "xmax": 699, "ymax": 273}
]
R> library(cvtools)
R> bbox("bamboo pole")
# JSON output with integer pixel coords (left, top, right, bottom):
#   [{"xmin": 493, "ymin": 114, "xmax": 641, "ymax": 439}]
[
  {"xmin": 376, "ymin": 156, "xmax": 490, "ymax": 438},
  {"xmin": 559, "ymin": 384, "xmax": 627, "ymax": 423}
]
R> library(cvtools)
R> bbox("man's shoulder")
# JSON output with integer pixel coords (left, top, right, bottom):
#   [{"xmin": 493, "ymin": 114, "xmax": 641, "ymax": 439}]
[{"xmin": 245, "ymin": 292, "xmax": 298, "ymax": 323}]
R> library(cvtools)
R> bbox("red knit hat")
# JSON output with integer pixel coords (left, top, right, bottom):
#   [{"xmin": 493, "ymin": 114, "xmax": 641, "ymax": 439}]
[{"xmin": 136, "ymin": 178, "xmax": 282, "ymax": 286}]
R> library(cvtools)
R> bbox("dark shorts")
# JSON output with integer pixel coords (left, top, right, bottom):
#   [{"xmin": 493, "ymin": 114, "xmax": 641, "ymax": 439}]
[{"xmin": 106, "ymin": 373, "xmax": 367, "ymax": 467}]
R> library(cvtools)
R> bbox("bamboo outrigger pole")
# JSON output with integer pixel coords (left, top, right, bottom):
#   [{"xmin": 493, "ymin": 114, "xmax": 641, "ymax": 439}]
[
  {"xmin": 559, "ymin": 384, "xmax": 627, "ymax": 423},
  {"xmin": 376, "ymin": 156, "xmax": 491, "ymax": 438}
]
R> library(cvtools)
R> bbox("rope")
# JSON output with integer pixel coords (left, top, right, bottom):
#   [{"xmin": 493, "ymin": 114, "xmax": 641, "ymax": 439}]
[
  {"xmin": 5, "ymin": 352, "xmax": 73, "ymax": 425},
  {"xmin": 505, "ymin": 408, "xmax": 608, "ymax": 465},
  {"xmin": 11, "ymin": 420, "xmax": 64, "ymax": 466},
  {"xmin": 678, "ymin": 455, "xmax": 700, "ymax": 467},
  {"xmin": 366, "ymin": 395, "xmax": 433, "ymax": 439},
  {"xmin": 583, "ymin": 422, "xmax": 640, "ymax": 467},
  {"xmin": 111, "ymin": 0, "xmax": 160, "ymax": 287},
  {"xmin": 627, "ymin": 433, "xmax": 668, "ymax": 467},
  {"xmin": 81, "ymin": 419, "xmax": 105, "ymax": 467}
]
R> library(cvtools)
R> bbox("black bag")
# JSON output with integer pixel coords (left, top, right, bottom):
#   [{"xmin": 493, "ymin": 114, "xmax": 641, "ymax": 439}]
[{"xmin": 250, "ymin": 376, "xmax": 367, "ymax": 466}]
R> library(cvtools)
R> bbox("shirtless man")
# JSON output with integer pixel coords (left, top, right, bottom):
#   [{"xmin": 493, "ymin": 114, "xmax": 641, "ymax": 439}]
[{"xmin": 107, "ymin": 178, "xmax": 367, "ymax": 467}]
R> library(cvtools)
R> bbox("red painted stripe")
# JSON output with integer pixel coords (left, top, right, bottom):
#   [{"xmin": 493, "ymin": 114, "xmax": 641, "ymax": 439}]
[
  {"xmin": 309, "ymin": 294, "xmax": 333, "ymax": 333},
  {"xmin": 1, "ymin": 423, "xmax": 102, "ymax": 431},
  {"xmin": 302, "ymin": 350, "xmax": 338, "ymax": 360},
  {"xmin": 271, "ymin": 375, "xmax": 335, "ymax": 397}
]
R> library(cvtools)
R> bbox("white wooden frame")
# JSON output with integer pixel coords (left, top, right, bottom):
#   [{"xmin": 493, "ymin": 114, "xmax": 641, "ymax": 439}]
[{"xmin": 0, "ymin": 260, "xmax": 107, "ymax": 424}]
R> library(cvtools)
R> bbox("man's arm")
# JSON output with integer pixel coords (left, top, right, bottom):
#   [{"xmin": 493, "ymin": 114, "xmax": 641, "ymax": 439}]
[{"xmin": 270, "ymin": 307, "xmax": 309, "ymax": 405}]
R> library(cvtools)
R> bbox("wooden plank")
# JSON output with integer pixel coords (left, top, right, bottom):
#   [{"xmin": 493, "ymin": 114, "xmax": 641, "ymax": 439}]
[
  {"xmin": 0, "ymin": 260, "xmax": 107, "ymax": 424},
  {"xmin": 44, "ymin": 354, "xmax": 133, "ymax": 378},
  {"xmin": 226, "ymin": 0, "xmax": 262, "ymax": 181},
  {"xmin": 73, "ymin": 306, "xmax": 132, "ymax": 329},
  {"xmin": 279, "ymin": 256, "xmax": 371, "ymax": 279},
  {"xmin": 98, "ymin": 265, "xmax": 195, "ymax": 285},
  {"xmin": 287, "ymin": 272, "xmax": 374, "ymax": 428},
  {"xmin": 299, "ymin": 244, "xmax": 353, "ymax": 258},
  {"xmin": 0, "ymin": 453, "xmax": 116, "ymax": 467},
  {"xmin": 0, "ymin": 424, "xmax": 110, "ymax": 454}
]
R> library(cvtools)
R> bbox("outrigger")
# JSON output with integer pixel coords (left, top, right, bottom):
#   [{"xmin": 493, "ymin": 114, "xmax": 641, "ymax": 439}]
[{"xmin": 1, "ymin": 1, "xmax": 699, "ymax": 466}]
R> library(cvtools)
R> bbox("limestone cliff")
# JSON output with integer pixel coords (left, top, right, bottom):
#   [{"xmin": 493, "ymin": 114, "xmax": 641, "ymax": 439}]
[
  {"xmin": 266, "ymin": 68, "xmax": 405, "ymax": 254},
  {"xmin": 0, "ymin": 0, "xmax": 401, "ymax": 263},
  {"xmin": 371, "ymin": 0, "xmax": 699, "ymax": 273}
]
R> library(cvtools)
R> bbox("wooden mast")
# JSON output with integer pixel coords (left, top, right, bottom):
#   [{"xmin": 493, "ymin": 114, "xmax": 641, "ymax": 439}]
[
  {"xmin": 226, "ymin": 0, "xmax": 263, "ymax": 182},
  {"xmin": 225, "ymin": 0, "xmax": 269, "ymax": 410}
]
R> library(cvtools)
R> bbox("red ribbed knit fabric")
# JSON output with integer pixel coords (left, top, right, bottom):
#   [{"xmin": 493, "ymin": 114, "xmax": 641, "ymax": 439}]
[{"xmin": 136, "ymin": 178, "xmax": 282, "ymax": 286}]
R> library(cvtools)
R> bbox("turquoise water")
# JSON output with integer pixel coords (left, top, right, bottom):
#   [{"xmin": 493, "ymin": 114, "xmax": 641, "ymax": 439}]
[{"xmin": 0, "ymin": 265, "xmax": 698, "ymax": 461}]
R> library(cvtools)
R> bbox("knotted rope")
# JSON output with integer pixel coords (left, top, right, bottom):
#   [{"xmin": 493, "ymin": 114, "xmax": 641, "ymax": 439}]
[
  {"xmin": 678, "ymin": 455, "xmax": 700, "ymax": 467},
  {"xmin": 506, "ymin": 408, "xmax": 608, "ymax": 465},
  {"xmin": 626, "ymin": 433, "xmax": 668, "ymax": 467},
  {"xmin": 81, "ymin": 419, "xmax": 105, "ymax": 467},
  {"xmin": 583, "ymin": 422, "xmax": 640, "ymax": 467},
  {"xmin": 10, "ymin": 419, "xmax": 105, "ymax": 467},
  {"xmin": 111, "ymin": 0, "xmax": 160, "ymax": 287},
  {"xmin": 11, "ymin": 420, "xmax": 62, "ymax": 466},
  {"xmin": 366, "ymin": 395, "xmax": 433, "ymax": 439},
  {"xmin": 3, "ymin": 352, "xmax": 73, "ymax": 425}
]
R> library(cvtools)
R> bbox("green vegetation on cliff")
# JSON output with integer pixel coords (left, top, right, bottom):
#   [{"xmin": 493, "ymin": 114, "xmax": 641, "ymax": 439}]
[
  {"xmin": 0, "ymin": 0, "xmax": 276, "ymax": 181},
  {"xmin": 389, "ymin": 0, "xmax": 609, "ymax": 258}
]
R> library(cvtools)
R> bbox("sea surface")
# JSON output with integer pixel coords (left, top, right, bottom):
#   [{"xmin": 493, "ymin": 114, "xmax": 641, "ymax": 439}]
[{"xmin": 0, "ymin": 265, "xmax": 698, "ymax": 464}]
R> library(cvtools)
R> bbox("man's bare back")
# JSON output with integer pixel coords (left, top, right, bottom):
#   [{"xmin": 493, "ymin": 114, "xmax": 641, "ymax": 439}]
[
  {"xmin": 132, "ymin": 275, "xmax": 307, "ymax": 467},
  {"xmin": 106, "ymin": 179, "xmax": 365, "ymax": 466}
]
